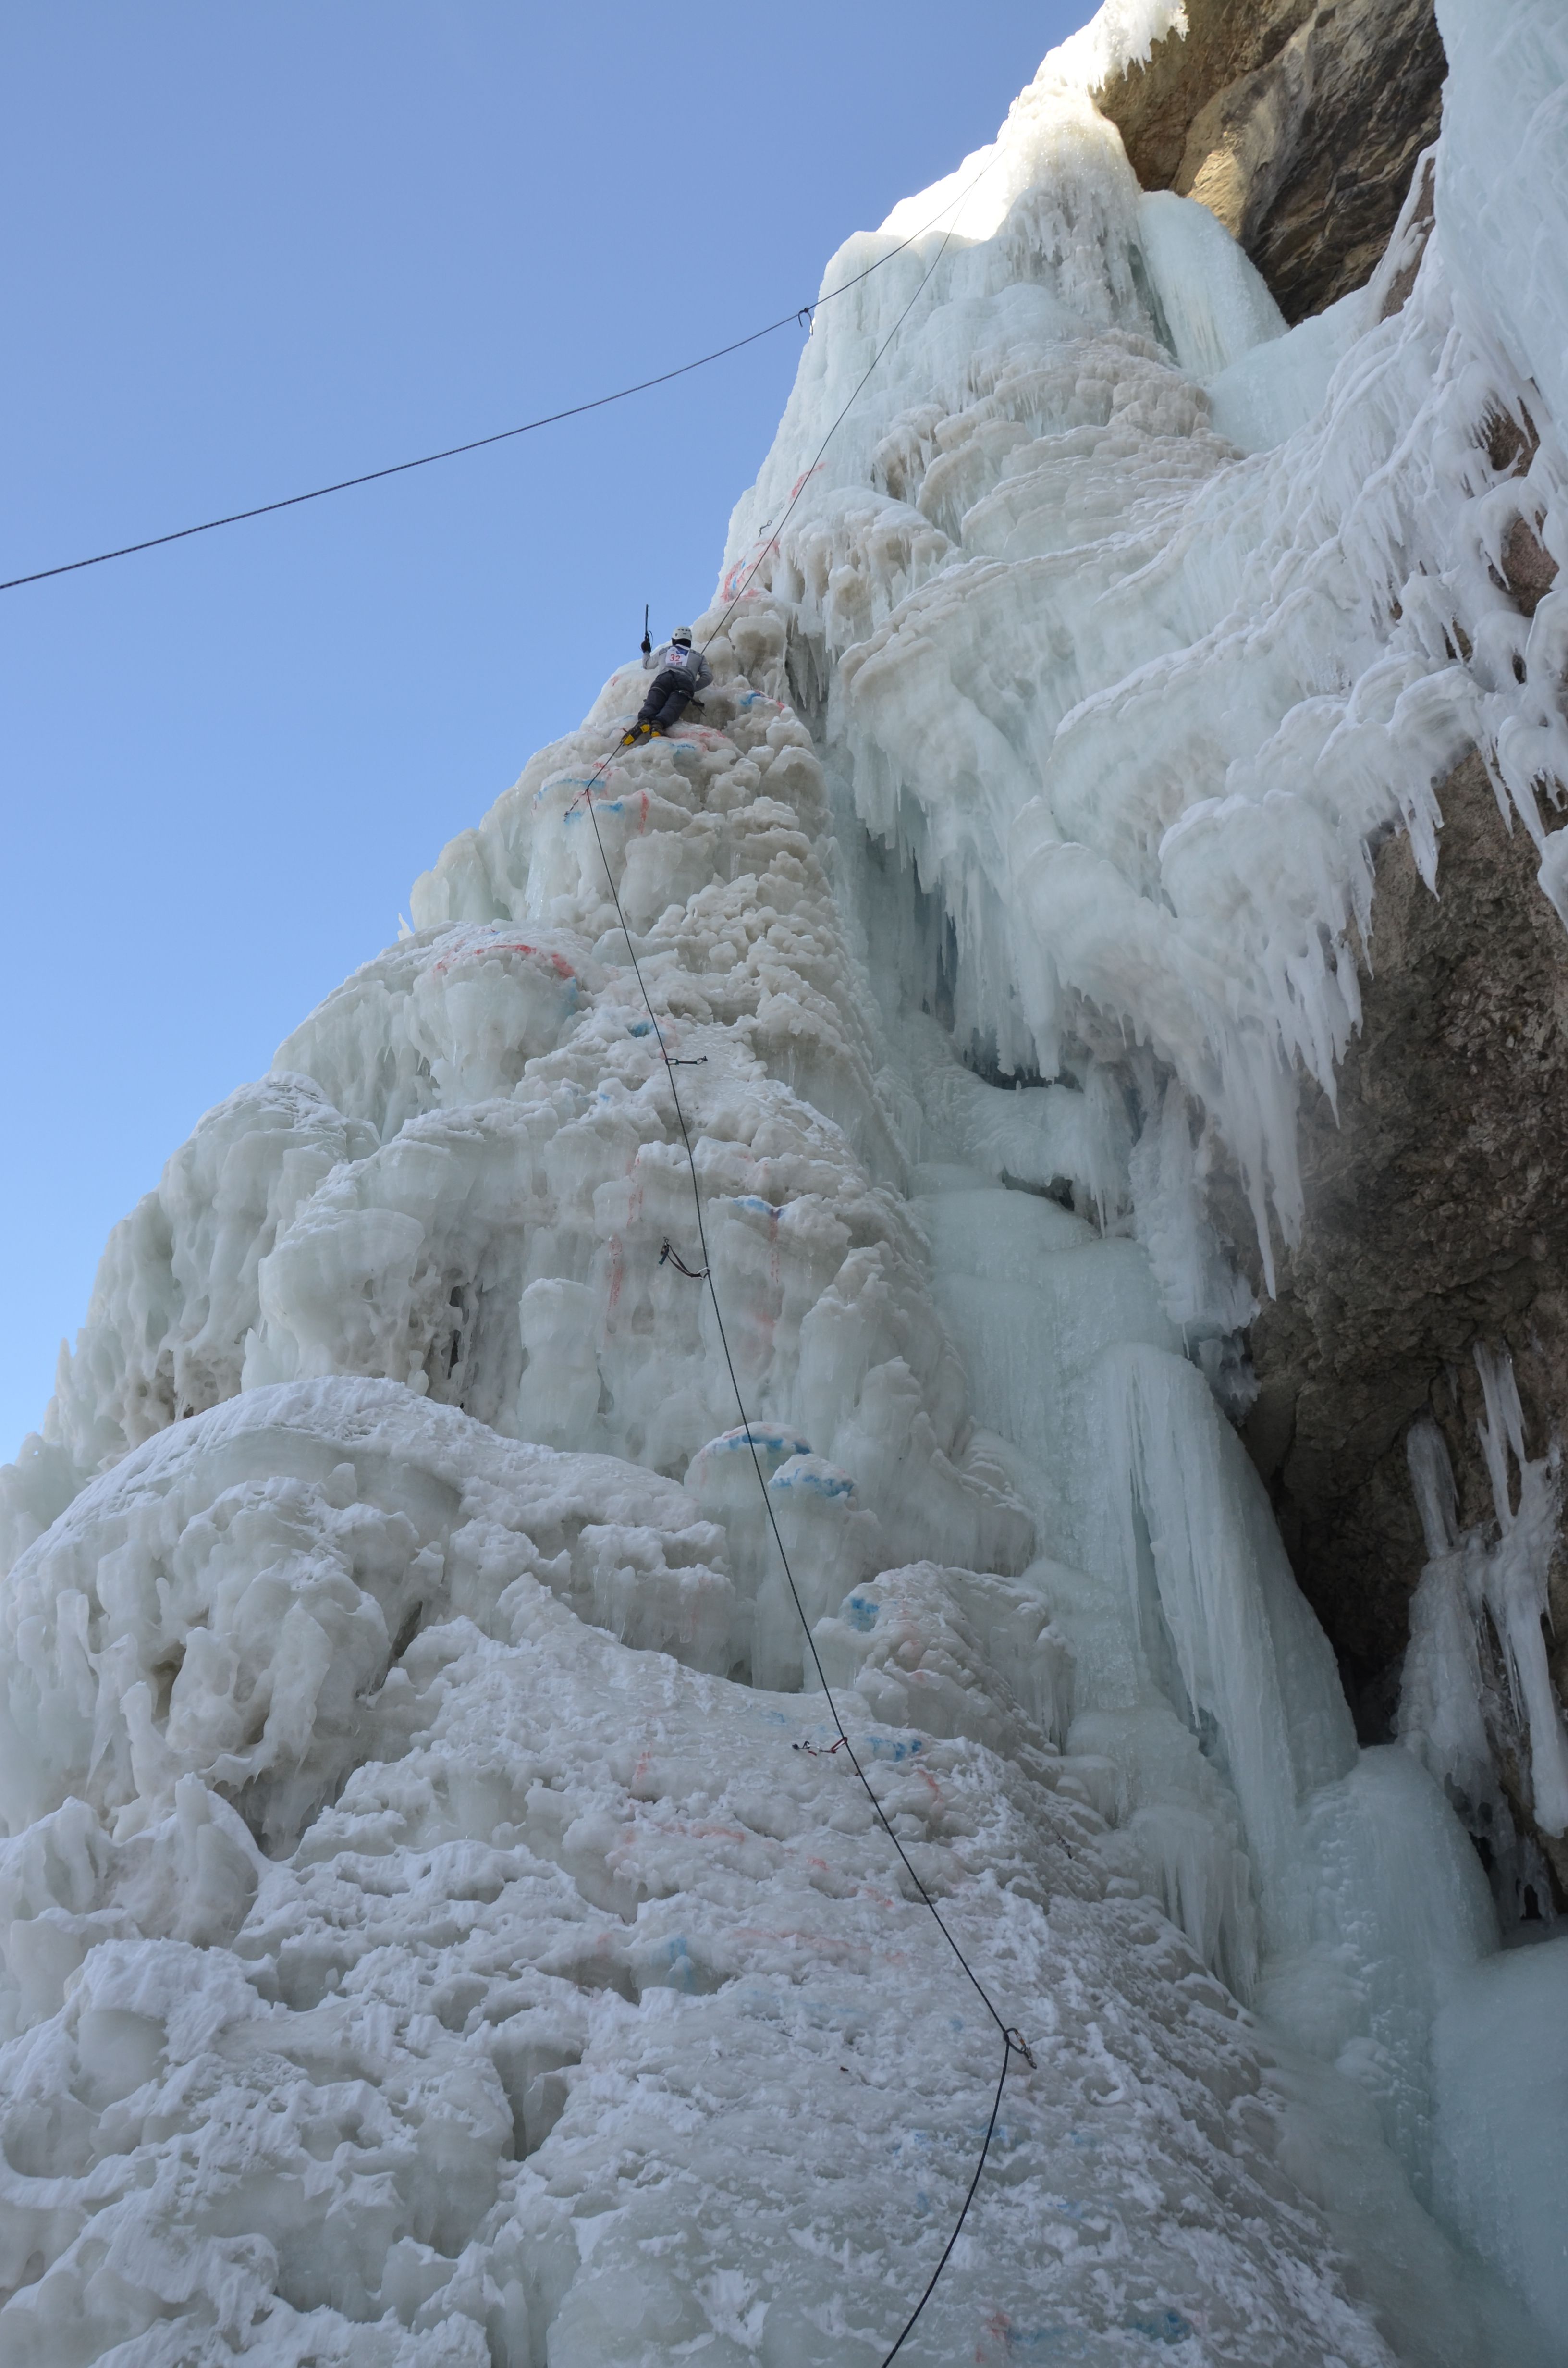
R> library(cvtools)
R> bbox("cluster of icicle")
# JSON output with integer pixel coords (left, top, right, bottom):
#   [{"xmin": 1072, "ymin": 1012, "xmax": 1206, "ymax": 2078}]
[
  {"xmin": 723, "ymin": 0, "xmax": 1568, "ymax": 1289},
  {"xmin": 712, "ymin": 0, "xmax": 1568, "ymax": 1907},
  {"xmin": 1401, "ymin": 1350, "xmax": 1568, "ymax": 1882}
]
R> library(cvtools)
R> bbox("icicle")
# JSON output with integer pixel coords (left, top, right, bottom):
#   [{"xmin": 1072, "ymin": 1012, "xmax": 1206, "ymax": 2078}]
[{"xmin": 1399, "ymin": 1357, "xmax": 1568, "ymax": 1846}]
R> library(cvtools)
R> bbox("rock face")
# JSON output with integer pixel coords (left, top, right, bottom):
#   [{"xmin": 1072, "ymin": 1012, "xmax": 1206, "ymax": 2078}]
[
  {"xmin": 1095, "ymin": 0, "xmax": 1446, "ymax": 321},
  {"xmin": 1232, "ymin": 746, "xmax": 1568, "ymax": 1901},
  {"xmin": 1097, "ymin": 0, "xmax": 1568, "ymax": 1912}
]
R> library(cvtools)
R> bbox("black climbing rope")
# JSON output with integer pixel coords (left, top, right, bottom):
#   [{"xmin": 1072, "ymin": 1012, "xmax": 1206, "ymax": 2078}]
[
  {"xmin": 3, "ymin": 165, "xmax": 996, "ymax": 596},
  {"xmin": 565, "ymin": 147, "xmax": 1002, "ymax": 828},
  {"xmin": 509, "ymin": 142, "xmax": 1020, "ymax": 2354},
  {"xmin": 702, "ymin": 150, "xmax": 1000, "ymax": 657},
  {"xmin": 573, "ymin": 167, "xmax": 1027, "ymax": 2321},
  {"xmin": 574, "ymin": 169, "xmax": 1037, "ymax": 2365},
  {"xmin": 576, "ymin": 771, "xmax": 1031, "ymax": 2365}
]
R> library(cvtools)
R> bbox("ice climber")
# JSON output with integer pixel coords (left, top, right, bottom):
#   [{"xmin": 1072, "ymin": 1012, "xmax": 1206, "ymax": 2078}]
[{"xmin": 624, "ymin": 624, "xmax": 712, "ymax": 742}]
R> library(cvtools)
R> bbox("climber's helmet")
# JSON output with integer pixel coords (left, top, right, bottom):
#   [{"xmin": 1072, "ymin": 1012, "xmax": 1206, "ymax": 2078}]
[{"xmin": 671, "ymin": 627, "xmax": 694, "ymax": 648}]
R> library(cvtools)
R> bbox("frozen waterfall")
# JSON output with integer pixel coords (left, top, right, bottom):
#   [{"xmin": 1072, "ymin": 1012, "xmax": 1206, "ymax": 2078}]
[{"xmin": 1, "ymin": 0, "xmax": 1567, "ymax": 2360}]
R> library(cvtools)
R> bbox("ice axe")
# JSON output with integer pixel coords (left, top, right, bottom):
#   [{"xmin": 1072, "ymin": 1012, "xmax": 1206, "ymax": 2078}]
[{"xmin": 640, "ymin": 603, "xmax": 651, "ymax": 658}]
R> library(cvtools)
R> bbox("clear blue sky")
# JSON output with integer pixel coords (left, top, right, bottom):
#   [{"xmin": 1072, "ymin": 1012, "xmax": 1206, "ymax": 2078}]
[{"xmin": 2, "ymin": 1, "xmax": 1086, "ymax": 1464}]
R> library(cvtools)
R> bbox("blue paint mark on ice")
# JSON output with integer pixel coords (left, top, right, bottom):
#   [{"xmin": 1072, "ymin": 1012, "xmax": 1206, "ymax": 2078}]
[
  {"xmin": 845, "ymin": 1595, "xmax": 879, "ymax": 1631},
  {"xmin": 1124, "ymin": 2310, "xmax": 1193, "ymax": 2345},
  {"xmin": 771, "ymin": 1460, "xmax": 856, "ymax": 1500},
  {"xmin": 990, "ymin": 2323, "xmax": 1140, "ymax": 2361},
  {"xmin": 653, "ymin": 1936, "xmax": 701, "ymax": 1995},
  {"xmin": 706, "ymin": 1424, "xmax": 811, "ymax": 1461}
]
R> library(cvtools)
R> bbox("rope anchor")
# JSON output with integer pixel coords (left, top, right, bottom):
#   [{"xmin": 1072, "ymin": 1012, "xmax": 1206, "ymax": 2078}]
[{"xmin": 659, "ymin": 1240, "xmax": 710, "ymax": 1281}]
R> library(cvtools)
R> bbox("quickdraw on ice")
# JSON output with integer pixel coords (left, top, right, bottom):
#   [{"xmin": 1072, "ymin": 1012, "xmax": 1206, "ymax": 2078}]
[{"xmin": 658, "ymin": 1240, "xmax": 709, "ymax": 1282}]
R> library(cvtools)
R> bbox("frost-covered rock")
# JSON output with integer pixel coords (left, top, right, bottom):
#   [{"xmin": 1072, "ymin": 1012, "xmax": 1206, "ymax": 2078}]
[{"xmin": 1095, "ymin": 0, "xmax": 1447, "ymax": 324}]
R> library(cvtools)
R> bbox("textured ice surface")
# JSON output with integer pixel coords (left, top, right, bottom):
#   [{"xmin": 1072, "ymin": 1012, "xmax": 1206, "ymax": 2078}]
[
  {"xmin": 0, "ymin": 1381, "xmax": 1532, "ymax": 2368},
  {"xmin": 1433, "ymin": 1934, "xmax": 1568, "ymax": 2335},
  {"xmin": 3, "ymin": 0, "xmax": 1568, "ymax": 2358},
  {"xmin": 724, "ymin": 3, "xmax": 1568, "ymax": 1281}
]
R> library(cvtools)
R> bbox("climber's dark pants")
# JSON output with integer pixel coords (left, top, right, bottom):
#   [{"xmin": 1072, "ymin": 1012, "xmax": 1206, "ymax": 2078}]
[{"xmin": 637, "ymin": 668, "xmax": 694, "ymax": 731}]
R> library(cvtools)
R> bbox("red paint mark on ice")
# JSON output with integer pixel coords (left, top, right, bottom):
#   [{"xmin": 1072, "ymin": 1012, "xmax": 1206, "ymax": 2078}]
[
  {"xmin": 979, "ymin": 2309, "xmax": 1014, "ymax": 2363},
  {"xmin": 429, "ymin": 937, "xmax": 576, "ymax": 981}
]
